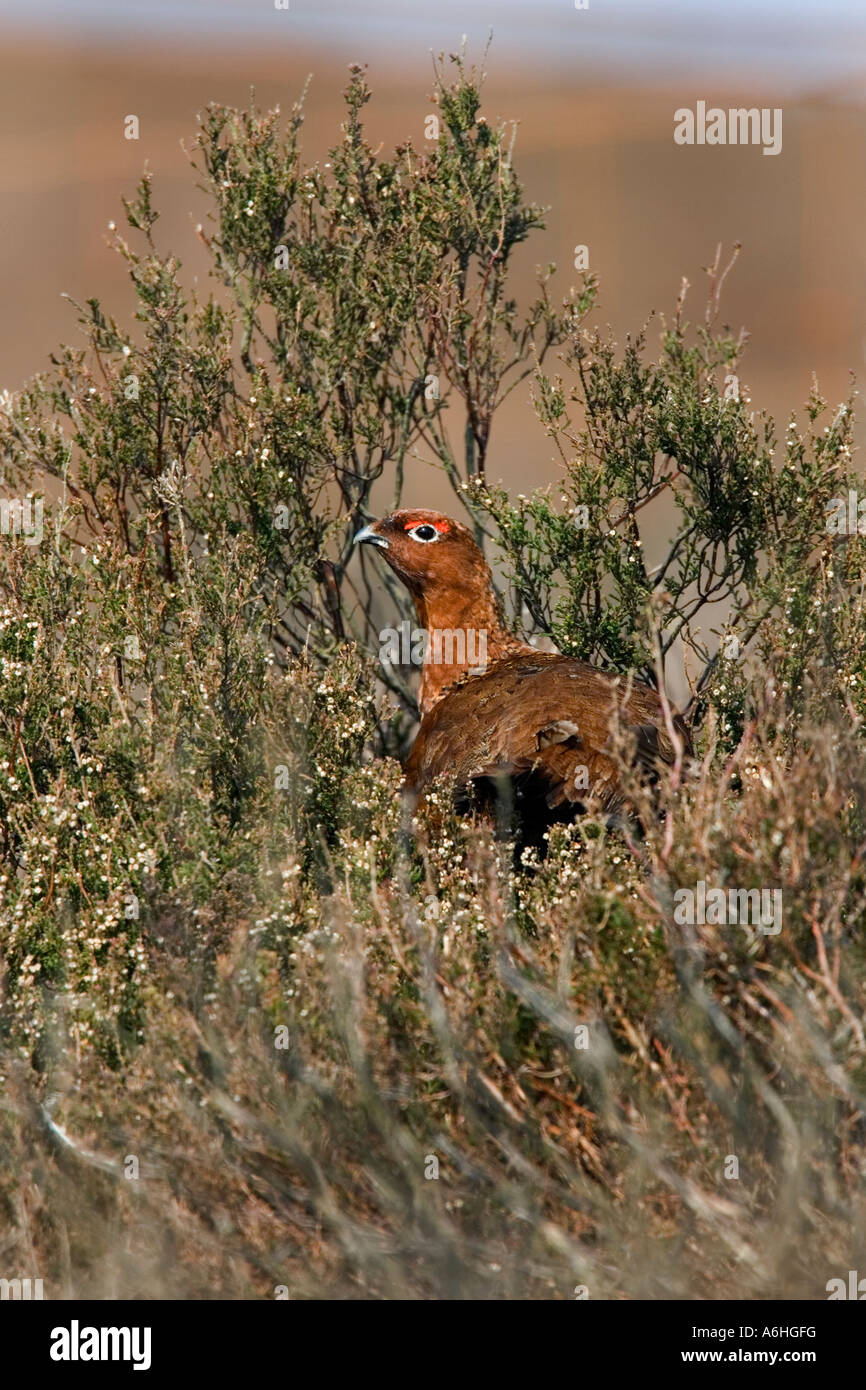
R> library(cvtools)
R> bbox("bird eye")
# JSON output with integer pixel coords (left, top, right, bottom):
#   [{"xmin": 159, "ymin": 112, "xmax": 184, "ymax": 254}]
[{"xmin": 408, "ymin": 524, "xmax": 438, "ymax": 543}]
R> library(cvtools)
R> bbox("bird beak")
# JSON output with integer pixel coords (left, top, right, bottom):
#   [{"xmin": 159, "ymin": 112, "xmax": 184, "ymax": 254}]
[{"xmin": 353, "ymin": 522, "xmax": 389, "ymax": 550}]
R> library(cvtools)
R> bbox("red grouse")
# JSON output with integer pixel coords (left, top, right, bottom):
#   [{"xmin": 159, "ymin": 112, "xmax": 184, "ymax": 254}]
[{"xmin": 355, "ymin": 509, "xmax": 691, "ymax": 831}]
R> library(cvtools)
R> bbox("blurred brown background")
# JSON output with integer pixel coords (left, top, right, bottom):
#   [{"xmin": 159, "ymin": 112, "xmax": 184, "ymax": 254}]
[{"xmin": 2, "ymin": 0, "xmax": 865, "ymax": 505}]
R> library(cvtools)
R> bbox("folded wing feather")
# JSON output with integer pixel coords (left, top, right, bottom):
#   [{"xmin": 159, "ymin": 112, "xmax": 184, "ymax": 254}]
[{"xmin": 403, "ymin": 652, "xmax": 691, "ymax": 815}]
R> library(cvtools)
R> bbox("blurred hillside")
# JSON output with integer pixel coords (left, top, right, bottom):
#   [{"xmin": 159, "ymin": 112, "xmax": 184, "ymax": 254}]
[{"xmin": 1, "ymin": 8, "xmax": 865, "ymax": 506}]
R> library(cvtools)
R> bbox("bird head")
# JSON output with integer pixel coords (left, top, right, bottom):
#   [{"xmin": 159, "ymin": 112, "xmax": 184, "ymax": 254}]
[
  {"xmin": 354, "ymin": 508, "xmax": 531, "ymax": 714},
  {"xmin": 353, "ymin": 509, "xmax": 483, "ymax": 599}
]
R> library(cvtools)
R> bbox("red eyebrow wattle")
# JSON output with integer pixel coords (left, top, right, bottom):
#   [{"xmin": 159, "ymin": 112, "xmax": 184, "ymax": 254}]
[{"xmin": 405, "ymin": 519, "xmax": 450, "ymax": 532}]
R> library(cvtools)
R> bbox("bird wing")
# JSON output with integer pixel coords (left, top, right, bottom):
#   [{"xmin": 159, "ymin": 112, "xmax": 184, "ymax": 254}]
[{"xmin": 404, "ymin": 653, "xmax": 691, "ymax": 813}]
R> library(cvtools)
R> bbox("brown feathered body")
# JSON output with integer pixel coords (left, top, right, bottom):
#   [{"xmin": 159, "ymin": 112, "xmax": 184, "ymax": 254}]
[
  {"xmin": 355, "ymin": 509, "xmax": 691, "ymax": 829},
  {"xmin": 404, "ymin": 649, "xmax": 688, "ymax": 816}
]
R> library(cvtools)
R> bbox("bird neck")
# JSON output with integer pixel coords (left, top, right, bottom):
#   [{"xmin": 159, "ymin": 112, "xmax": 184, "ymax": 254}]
[{"xmin": 413, "ymin": 582, "xmax": 532, "ymax": 716}]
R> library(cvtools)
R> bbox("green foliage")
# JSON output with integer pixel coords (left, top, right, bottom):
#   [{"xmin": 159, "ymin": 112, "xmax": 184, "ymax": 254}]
[{"xmin": 478, "ymin": 252, "xmax": 857, "ymax": 712}]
